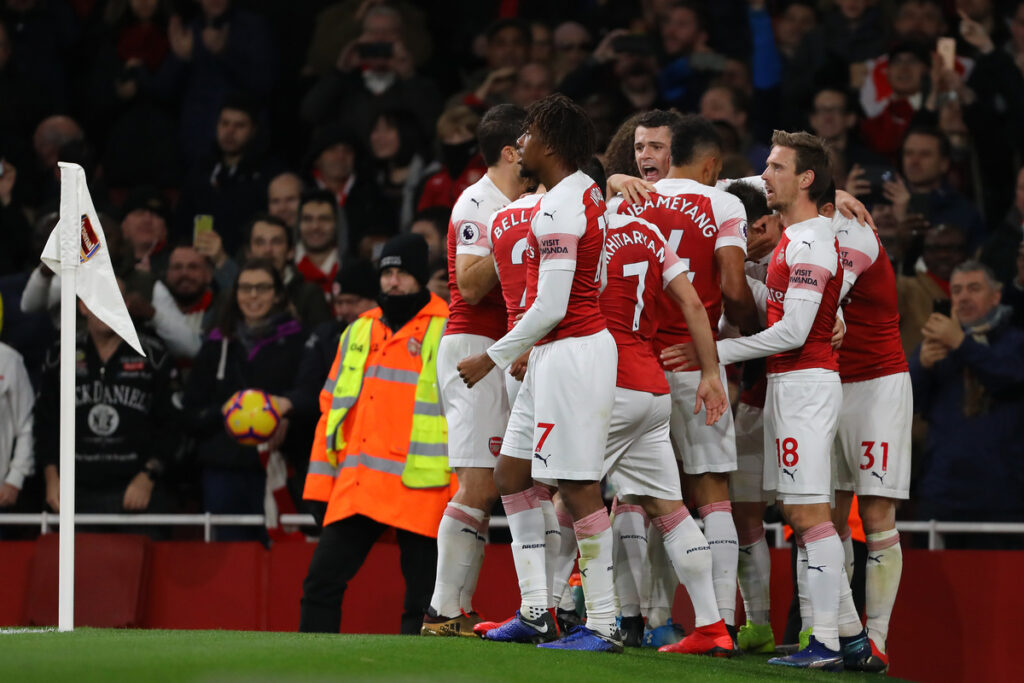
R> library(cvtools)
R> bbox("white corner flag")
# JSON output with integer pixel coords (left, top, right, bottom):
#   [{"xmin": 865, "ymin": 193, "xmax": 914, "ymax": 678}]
[{"xmin": 40, "ymin": 162, "xmax": 144, "ymax": 632}]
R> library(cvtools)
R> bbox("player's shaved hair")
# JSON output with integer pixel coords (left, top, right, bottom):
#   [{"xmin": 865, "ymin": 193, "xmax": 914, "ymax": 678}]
[
  {"xmin": 771, "ymin": 130, "xmax": 834, "ymax": 205},
  {"xmin": 727, "ymin": 181, "xmax": 771, "ymax": 223},
  {"xmin": 524, "ymin": 93, "xmax": 596, "ymax": 168},
  {"xmin": 604, "ymin": 112, "xmax": 645, "ymax": 177},
  {"xmin": 580, "ymin": 156, "xmax": 607, "ymax": 194},
  {"xmin": 669, "ymin": 114, "xmax": 722, "ymax": 167},
  {"xmin": 478, "ymin": 104, "xmax": 527, "ymax": 167},
  {"xmin": 634, "ymin": 109, "xmax": 683, "ymax": 133}
]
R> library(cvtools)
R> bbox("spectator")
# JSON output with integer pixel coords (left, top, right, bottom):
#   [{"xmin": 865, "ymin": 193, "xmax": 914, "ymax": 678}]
[
  {"xmin": 909, "ymin": 260, "xmax": 1024, "ymax": 547},
  {"xmin": 305, "ymin": 125, "xmax": 384, "ymax": 256},
  {"xmin": 177, "ymin": 96, "xmax": 283, "ymax": 257},
  {"xmin": 37, "ymin": 298, "xmax": 177, "ymax": 533},
  {"xmin": 368, "ymin": 109, "xmax": 438, "ymax": 231},
  {"xmin": 243, "ymin": 214, "xmax": 331, "ymax": 328},
  {"xmin": 808, "ymin": 86, "xmax": 886, "ymax": 186},
  {"xmin": 155, "ymin": 0, "xmax": 277, "ymax": 164},
  {"xmin": 0, "ymin": 339, "xmax": 33, "ymax": 513},
  {"xmin": 300, "ymin": 4, "xmax": 441, "ymax": 144},
  {"xmin": 511, "ymin": 62, "xmax": 554, "ymax": 109},
  {"xmin": 408, "ymin": 207, "xmax": 449, "ymax": 262},
  {"xmin": 1010, "ymin": 1, "xmax": 1024, "ymax": 76},
  {"xmin": 87, "ymin": 0, "xmax": 180, "ymax": 190},
  {"xmin": 182, "ymin": 258, "xmax": 309, "ymax": 542},
  {"xmin": 294, "ymin": 190, "xmax": 340, "ymax": 297},
  {"xmin": 656, "ymin": 0, "xmax": 721, "ymax": 112},
  {"xmin": 551, "ymin": 21, "xmax": 592, "ymax": 85},
  {"xmin": 300, "ymin": 233, "xmax": 451, "ymax": 635},
  {"xmin": 267, "ymin": 172, "xmax": 304, "ymax": 233},
  {"xmin": 980, "ymin": 167, "xmax": 1024, "ymax": 286},
  {"xmin": 699, "ymin": 83, "xmax": 769, "ymax": 172},
  {"xmin": 119, "ymin": 185, "xmax": 171, "ymax": 281},
  {"xmin": 30, "ymin": 115, "xmax": 84, "ymax": 206},
  {"xmin": 426, "ymin": 257, "xmax": 448, "ymax": 304},
  {"xmin": 164, "ymin": 243, "xmax": 217, "ymax": 340},
  {"xmin": 860, "ymin": 41, "xmax": 930, "ymax": 162},
  {"xmin": 461, "ymin": 18, "xmax": 531, "ymax": 110},
  {"xmin": 898, "ymin": 224, "xmax": 968, "ymax": 357},
  {"xmin": 529, "ymin": 20, "xmax": 553, "ymax": 64},
  {"xmin": 900, "ymin": 126, "xmax": 986, "ymax": 248},
  {"xmin": 0, "ymin": 157, "xmax": 32, "ymax": 276},
  {"xmin": 416, "ymin": 105, "xmax": 486, "ymax": 212}
]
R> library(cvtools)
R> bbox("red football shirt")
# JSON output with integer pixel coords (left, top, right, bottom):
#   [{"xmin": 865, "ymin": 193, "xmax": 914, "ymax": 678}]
[
  {"xmin": 490, "ymin": 194, "xmax": 542, "ymax": 331},
  {"xmin": 444, "ymin": 174, "xmax": 510, "ymax": 340},
  {"xmin": 600, "ymin": 214, "xmax": 689, "ymax": 394},
  {"xmin": 616, "ymin": 178, "xmax": 747, "ymax": 353}
]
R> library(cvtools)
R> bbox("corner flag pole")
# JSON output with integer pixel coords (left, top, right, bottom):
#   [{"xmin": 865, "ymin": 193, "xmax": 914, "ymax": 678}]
[{"xmin": 57, "ymin": 172, "xmax": 80, "ymax": 633}]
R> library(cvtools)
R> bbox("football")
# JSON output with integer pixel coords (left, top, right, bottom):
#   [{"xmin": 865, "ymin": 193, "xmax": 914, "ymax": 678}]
[{"xmin": 222, "ymin": 389, "xmax": 281, "ymax": 446}]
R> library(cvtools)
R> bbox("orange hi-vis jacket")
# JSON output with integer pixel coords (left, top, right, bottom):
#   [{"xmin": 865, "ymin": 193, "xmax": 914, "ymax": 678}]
[{"xmin": 302, "ymin": 293, "xmax": 455, "ymax": 538}]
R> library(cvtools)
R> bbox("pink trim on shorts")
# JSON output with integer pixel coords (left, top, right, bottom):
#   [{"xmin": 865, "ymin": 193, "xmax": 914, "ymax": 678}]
[
  {"xmin": 444, "ymin": 505, "xmax": 482, "ymax": 530},
  {"xmin": 501, "ymin": 490, "xmax": 539, "ymax": 515},
  {"xmin": 574, "ymin": 508, "xmax": 611, "ymax": 540},
  {"xmin": 532, "ymin": 484, "xmax": 553, "ymax": 503},
  {"xmin": 556, "ymin": 508, "xmax": 574, "ymax": 529},
  {"xmin": 737, "ymin": 525, "xmax": 766, "ymax": 546},
  {"xmin": 653, "ymin": 506, "xmax": 691, "ymax": 535},
  {"xmin": 698, "ymin": 501, "xmax": 733, "ymax": 517},
  {"xmin": 839, "ymin": 527, "xmax": 852, "ymax": 542},
  {"xmin": 866, "ymin": 533, "xmax": 901, "ymax": 552},
  {"xmin": 802, "ymin": 521, "xmax": 837, "ymax": 544}
]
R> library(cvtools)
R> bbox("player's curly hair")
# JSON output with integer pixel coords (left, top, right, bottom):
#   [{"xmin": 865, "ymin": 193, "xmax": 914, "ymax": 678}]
[
  {"xmin": 603, "ymin": 112, "xmax": 645, "ymax": 178},
  {"xmin": 524, "ymin": 94, "xmax": 596, "ymax": 169}
]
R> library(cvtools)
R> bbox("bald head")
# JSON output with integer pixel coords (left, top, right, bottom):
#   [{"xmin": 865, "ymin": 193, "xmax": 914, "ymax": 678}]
[
  {"xmin": 268, "ymin": 172, "xmax": 304, "ymax": 228},
  {"xmin": 34, "ymin": 116, "xmax": 84, "ymax": 168}
]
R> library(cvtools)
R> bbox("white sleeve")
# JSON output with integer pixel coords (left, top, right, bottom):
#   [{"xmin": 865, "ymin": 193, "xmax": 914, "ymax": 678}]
[
  {"xmin": 6, "ymin": 353, "xmax": 35, "ymax": 488},
  {"xmin": 714, "ymin": 193, "xmax": 748, "ymax": 253},
  {"xmin": 454, "ymin": 218, "xmax": 492, "ymax": 258},
  {"xmin": 151, "ymin": 281, "xmax": 202, "ymax": 359},
  {"xmin": 486, "ymin": 268, "xmax": 572, "ymax": 369},
  {"xmin": 835, "ymin": 219, "xmax": 878, "ymax": 301},
  {"xmin": 716, "ymin": 296, "xmax": 820, "ymax": 365},
  {"xmin": 20, "ymin": 267, "xmax": 60, "ymax": 313}
]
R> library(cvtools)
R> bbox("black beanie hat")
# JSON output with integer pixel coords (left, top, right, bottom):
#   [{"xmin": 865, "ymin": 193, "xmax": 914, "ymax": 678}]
[
  {"xmin": 379, "ymin": 233, "xmax": 430, "ymax": 287},
  {"xmin": 336, "ymin": 259, "xmax": 380, "ymax": 300}
]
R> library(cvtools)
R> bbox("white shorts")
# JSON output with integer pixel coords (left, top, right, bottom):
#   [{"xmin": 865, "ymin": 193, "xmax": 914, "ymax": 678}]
[
  {"xmin": 604, "ymin": 389, "xmax": 682, "ymax": 500},
  {"xmin": 763, "ymin": 370, "xmax": 842, "ymax": 504},
  {"xmin": 504, "ymin": 372, "xmax": 522, "ymax": 407},
  {"xmin": 437, "ymin": 334, "xmax": 509, "ymax": 469},
  {"xmin": 507, "ymin": 331, "xmax": 616, "ymax": 481},
  {"xmin": 666, "ymin": 367, "xmax": 737, "ymax": 474},
  {"xmin": 833, "ymin": 372, "xmax": 912, "ymax": 499},
  {"xmin": 730, "ymin": 402, "xmax": 774, "ymax": 504}
]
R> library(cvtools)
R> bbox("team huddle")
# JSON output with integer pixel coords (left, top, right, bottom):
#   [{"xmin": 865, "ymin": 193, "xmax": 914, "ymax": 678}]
[{"xmin": 420, "ymin": 95, "xmax": 907, "ymax": 673}]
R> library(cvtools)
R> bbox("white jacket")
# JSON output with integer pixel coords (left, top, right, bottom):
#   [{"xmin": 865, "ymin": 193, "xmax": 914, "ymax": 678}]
[{"xmin": 0, "ymin": 342, "xmax": 34, "ymax": 489}]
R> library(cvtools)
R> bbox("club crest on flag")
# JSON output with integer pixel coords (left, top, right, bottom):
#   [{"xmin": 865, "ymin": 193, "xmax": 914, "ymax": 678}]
[{"xmin": 80, "ymin": 214, "xmax": 100, "ymax": 263}]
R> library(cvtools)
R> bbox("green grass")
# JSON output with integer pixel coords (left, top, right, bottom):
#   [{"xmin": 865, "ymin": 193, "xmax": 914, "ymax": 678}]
[{"xmin": 0, "ymin": 629, "xmax": 895, "ymax": 682}]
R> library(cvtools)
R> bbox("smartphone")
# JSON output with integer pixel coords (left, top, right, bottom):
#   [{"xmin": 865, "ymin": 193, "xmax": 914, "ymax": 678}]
[
  {"xmin": 193, "ymin": 214, "xmax": 214, "ymax": 244},
  {"xmin": 860, "ymin": 164, "xmax": 896, "ymax": 205},
  {"xmin": 937, "ymin": 37, "xmax": 956, "ymax": 71},
  {"xmin": 933, "ymin": 298, "xmax": 952, "ymax": 317},
  {"xmin": 357, "ymin": 42, "xmax": 394, "ymax": 59}
]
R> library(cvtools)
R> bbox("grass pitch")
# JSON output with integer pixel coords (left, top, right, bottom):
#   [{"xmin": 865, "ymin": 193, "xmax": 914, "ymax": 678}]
[{"xmin": 0, "ymin": 628, "xmax": 896, "ymax": 682}]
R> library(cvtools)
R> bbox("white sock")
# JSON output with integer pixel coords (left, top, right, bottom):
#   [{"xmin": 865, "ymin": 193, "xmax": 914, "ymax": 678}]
[
  {"xmin": 502, "ymin": 490, "xmax": 548, "ymax": 621},
  {"xmin": 645, "ymin": 526, "xmax": 677, "ymax": 628},
  {"xmin": 803, "ymin": 523, "xmax": 844, "ymax": 651},
  {"xmin": 551, "ymin": 507, "xmax": 578, "ymax": 611},
  {"xmin": 700, "ymin": 502, "xmax": 739, "ymax": 627},
  {"xmin": 796, "ymin": 541, "xmax": 812, "ymax": 634},
  {"xmin": 865, "ymin": 529, "xmax": 902, "ymax": 653},
  {"xmin": 460, "ymin": 521, "xmax": 488, "ymax": 614},
  {"xmin": 575, "ymin": 508, "xmax": 617, "ymax": 637},
  {"xmin": 737, "ymin": 524, "xmax": 771, "ymax": 625},
  {"xmin": 429, "ymin": 502, "xmax": 485, "ymax": 617},
  {"xmin": 612, "ymin": 502, "xmax": 648, "ymax": 618},
  {"xmin": 840, "ymin": 528, "xmax": 855, "ymax": 584},
  {"xmin": 655, "ymin": 506, "xmax": 721, "ymax": 628},
  {"xmin": 534, "ymin": 487, "xmax": 560, "ymax": 608},
  {"xmin": 838, "ymin": 565, "xmax": 862, "ymax": 637}
]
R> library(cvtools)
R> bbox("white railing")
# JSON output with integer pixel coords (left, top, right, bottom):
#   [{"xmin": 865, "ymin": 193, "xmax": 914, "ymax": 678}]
[{"xmin": 1, "ymin": 514, "xmax": 1021, "ymax": 550}]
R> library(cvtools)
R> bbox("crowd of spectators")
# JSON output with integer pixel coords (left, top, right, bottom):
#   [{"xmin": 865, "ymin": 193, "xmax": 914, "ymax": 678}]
[{"xmin": 1, "ymin": 0, "xmax": 1023, "ymax": 542}]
